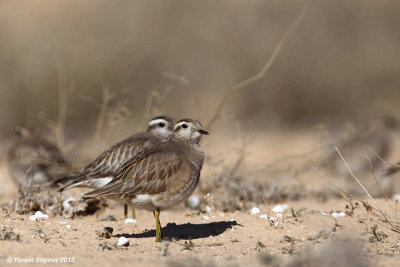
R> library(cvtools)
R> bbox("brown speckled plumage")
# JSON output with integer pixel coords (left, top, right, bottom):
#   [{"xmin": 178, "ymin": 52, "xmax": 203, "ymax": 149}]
[
  {"xmin": 57, "ymin": 116, "xmax": 176, "ymax": 191},
  {"xmin": 7, "ymin": 125, "xmax": 72, "ymax": 188},
  {"xmin": 84, "ymin": 140, "xmax": 204, "ymax": 209},
  {"xmin": 83, "ymin": 118, "xmax": 209, "ymax": 242}
]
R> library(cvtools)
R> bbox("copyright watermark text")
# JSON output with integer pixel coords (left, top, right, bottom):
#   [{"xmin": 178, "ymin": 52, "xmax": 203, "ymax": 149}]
[{"xmin": 6, "ymin": 257, "xmax": 75, "ymax": 264}]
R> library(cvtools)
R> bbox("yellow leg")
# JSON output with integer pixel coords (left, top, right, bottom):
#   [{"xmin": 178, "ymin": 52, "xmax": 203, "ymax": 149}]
[
  {"xmin": 124, "ymin": 204, "xmax": 128, "ymax": 219},
  {"xmin": 131, "ymin": 207, "xmax": 136, "ymax": 219},
  {"xmin": 154, "ymin": 208, "xmax": 162, "ymax": 242}
]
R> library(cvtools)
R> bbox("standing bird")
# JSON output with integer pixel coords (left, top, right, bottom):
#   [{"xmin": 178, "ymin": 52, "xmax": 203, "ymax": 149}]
[
  {"xmin": 6, "ymin": 124, "xmax": 72, "ymax": 190},
  {"xmin": 83, "ymin": 119, "xmax": 209, "ymax": 242},
  {"xmin": 56, "ymin": 115, "xmax": 176, "ymax": 219}
]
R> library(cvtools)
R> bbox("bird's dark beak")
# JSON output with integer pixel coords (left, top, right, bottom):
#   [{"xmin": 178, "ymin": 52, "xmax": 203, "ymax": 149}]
[{"xmin": 198, "ymin": 129, "xmax": 209, "ymax": 135}]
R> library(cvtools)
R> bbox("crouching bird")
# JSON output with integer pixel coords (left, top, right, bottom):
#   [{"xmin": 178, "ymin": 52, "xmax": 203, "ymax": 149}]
[
  {"xmin": 7, "ymin": 124, "xmax": 73, "ymax": 190},
  {"xmin": 83, "ymin": 119, "xmax": 209, "ymax": 242}
]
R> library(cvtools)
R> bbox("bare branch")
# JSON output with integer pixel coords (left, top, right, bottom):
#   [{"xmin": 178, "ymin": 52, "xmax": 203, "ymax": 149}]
[
  {"xmin": 92, "ymin": 86, "xmax": 115, "ymax": 155},
  {"xmin": 206, "ymin": 1, "xmax": 312, "ymax": 130},
  {"xmin": 55, "ymin": 67, "xmax": 74, "ymax": 152},
  {"xmin": 364, "ymin": 154, "xmax": 396, "ymax": 219},
  {"xmin": 312, "ymin": 166, "xmax": 400, "ymax": 225},
  {"xmin": 362, "ymin": 145, "xmax": 400, "ymax": 168},
  {"xmin": 335, "ymin": 145, "xmax": 375, "ymax": 203}
]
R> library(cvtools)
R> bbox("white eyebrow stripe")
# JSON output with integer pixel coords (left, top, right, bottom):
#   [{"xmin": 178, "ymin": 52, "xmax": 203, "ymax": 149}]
[
  {"xmin": 149, "ymin": 119, "xmax": 168, "ymax": 126},
  {"xmin": 173, "ymin": 121, "xmax": 188, "ymax": 130}
]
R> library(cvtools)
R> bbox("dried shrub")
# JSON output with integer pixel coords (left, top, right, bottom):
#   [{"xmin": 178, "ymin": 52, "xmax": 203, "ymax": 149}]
[
  {"xmin": 208, "ymin": 173, "xmax": 305, "ymax": 212},
  {"xmin": 10, "ymin": 187, "xmax": 107, "ymax": 218}
]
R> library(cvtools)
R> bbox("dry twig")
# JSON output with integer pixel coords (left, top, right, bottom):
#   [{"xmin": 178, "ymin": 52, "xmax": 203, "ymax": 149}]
[
  {"xmin": 205, "ymin": 1, "xmax": 312, "ymax": 131},
  {"xmin": 55, "ymin": 66, "xmax": 74, "ymax": 152}
]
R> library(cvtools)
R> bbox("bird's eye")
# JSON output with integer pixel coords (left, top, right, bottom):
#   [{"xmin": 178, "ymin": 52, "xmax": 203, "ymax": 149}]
[
  {"xmin": 159, "ymin": 122, "xmax": 165, "ymax": 127},
  {"xmin": 182, "ymin": 124, "xmax": 188, "ymax": 129}
]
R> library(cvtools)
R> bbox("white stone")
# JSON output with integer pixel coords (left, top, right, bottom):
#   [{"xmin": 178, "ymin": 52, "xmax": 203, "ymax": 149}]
[
  {"xmin": 117, "ymin": 236, "xmax": 130, "ymax": 247},
  {"xmin": 250, "ymin": 207, "xmax": 260, "ymax": 214},
  {"xmin": 62, "ymin": 197, "xmax": 75, "ymax": 210},
  {"xmin": 205, "ymin": 205, "xmax": 212, "ymax": 213},
  {"xmin": 124, "ymin": 218, "xmax": 137, "ymax": 224},
  {"xmin": 332, "ymin": 212, "xmax": 346, "ymax": 218},
  {"xmin": 321, "ymin": 212, "xmax": 328, "ymax": 216},
  {"xmin": 66, "ymin": 225, "xmax": 72, "ymax": 229},
  {"xmin": 203, "ymin": 216, "xmax": 210, "ymax": 221},
  {"xmin": 60, "ymin": 221, "xmax": 67, "ymax": 224},
  {"xmin": 272, "ymin": 204, "xmax": 289, "ymax": 213},
  {"xmin": 187, "ymin": 195, "xmax": 200, "ymax": 209},
  {"xmin": 29, "ymin": 211, "xmax": 49, "ymax": 221},
  {"xmin": 35, "ymin": 211, "xmax": 48, "ymax": 219}
]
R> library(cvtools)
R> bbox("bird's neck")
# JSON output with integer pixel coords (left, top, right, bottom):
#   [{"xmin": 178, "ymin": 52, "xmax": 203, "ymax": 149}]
[{"xmin": 172, "ymin": 139, "xmax": 205, "ymax": 169}]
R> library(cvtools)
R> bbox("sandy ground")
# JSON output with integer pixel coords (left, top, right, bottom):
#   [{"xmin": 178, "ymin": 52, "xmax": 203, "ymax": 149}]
[
  {"xmin": 1, "ymin": 131, "xmax": 400, "ymax": 267},
  {"xmin": 1, "ymin": 197, "xmax": 400, "ymax": 267}
]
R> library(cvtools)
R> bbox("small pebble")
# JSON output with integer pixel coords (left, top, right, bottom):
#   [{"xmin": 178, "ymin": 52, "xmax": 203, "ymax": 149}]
[
  {"xmin": 259, "ymin": 214, "xmax": 268, "ymax": 220},
  {"xmin": 62, "ymin": 197, "xmax": 75, "ymax": 210},
  {"xmin": 66, "ymin": 225, "xmax": 72, "ymax": 229},
  {"xmin": 60, "ymin": 221, "xmax": 67, "ymax": 224},
  {"xmin": 397, "ymin": 241, "xmax": 400, "ymax": 247},
  {"xmin": 203, "ymin": 216, "xmax": 210, "ymax": 221},
  {"xmin": 321, "ymin": 212, "xmax": 328, "ymax": 216},
  {"xmin": 117, "ymin": 236, "xmax": 129, "ymax": 247},
  {"xmin": 103, "ymin": 227, "xmax": 113, "ymax": 239},
  {"xmin": 331, "ymin": 212, "xmax": 346, "ymax": 218},
  {"xmin": 250, "ymin": 207, "xmax": 260, "ymax": 214},
  {"xmin": 272, "ymin": 204, "xmax": 289, "ymax": 213},
  {"xmin": 187, "ymin": 195, "xmax": 200, "ymax": 209},
  {"xmin": 205, "ymin": 205, "xmax": 212, "ymax": 213},
  {"xmin": 124, "ymin": 218, "xmax": 137, "ymax": 224},
  {"xmin": 29, "ymin": 211, "xmax": 49, "ymax": 221},
  {"xmin": 101, "ymin": 215, "xmax": 117, "ymax": 221}
]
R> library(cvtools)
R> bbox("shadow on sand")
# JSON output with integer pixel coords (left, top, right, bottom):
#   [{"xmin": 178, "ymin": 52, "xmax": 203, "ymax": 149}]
[{"xmin": 115, "ymin": 220, "xmax": 239, "ymax": 240}]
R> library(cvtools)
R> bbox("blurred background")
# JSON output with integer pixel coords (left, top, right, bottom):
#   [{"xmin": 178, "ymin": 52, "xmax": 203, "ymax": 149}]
[{"xmin": 1, "ymin": 0, "xmax": 400, "ymax": 204}]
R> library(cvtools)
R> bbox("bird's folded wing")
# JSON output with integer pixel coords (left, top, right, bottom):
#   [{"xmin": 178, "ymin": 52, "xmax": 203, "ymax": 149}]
[
  {"xmin": 56, "ymin": 136, "xmax": 146, "ymax": 189},
  {"xmin": 83, "ymin": 145, "xmax": 182, "ymax": 198},
  {"xmin": 78, "ymin": 139, "xmax": 143, "ymax": 178}
]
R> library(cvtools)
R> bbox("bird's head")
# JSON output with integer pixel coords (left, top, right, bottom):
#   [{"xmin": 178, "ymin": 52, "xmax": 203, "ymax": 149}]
[
  {"xmin": 173, "ymin": 119, "xmax": 209, "ymax": 144},
  {"xmin": 146, "ymin": 115, "xmax": 176, "ymax": 141}
]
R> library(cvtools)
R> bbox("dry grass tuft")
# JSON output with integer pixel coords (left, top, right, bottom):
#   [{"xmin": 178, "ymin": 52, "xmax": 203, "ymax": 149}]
[
  {"xmin": 10, "ymin": 188, "xmax": 107, "ymax": 218},
  {"xmin": 0, "ymin": 225, "xmax": 20, "ymax": 242},
  {"xmin": 206, "ymin": 173, "xmax": 304, "ymax": 212}
]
